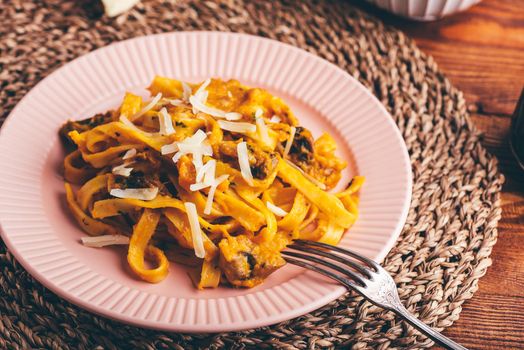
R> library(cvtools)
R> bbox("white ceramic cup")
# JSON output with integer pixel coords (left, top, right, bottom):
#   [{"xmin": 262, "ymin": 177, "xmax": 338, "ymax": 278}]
[{"xmin": 365, "ymin": 0, "xmax": 482, "ymax": 21}]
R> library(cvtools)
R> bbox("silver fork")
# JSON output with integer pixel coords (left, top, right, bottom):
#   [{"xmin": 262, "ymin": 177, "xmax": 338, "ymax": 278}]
[{"xmin": 283, "ymin": 240, "xmax": 468, "ymax": 350}]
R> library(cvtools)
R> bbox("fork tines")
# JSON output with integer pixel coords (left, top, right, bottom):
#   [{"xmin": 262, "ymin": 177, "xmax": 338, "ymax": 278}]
[
  {"xmin": 282, "ymin": 239, "xmax": 379, "ymax": 288},
  {"xmin": 283, "ymin": 241, "xmax": 469, "ymax": 350}
]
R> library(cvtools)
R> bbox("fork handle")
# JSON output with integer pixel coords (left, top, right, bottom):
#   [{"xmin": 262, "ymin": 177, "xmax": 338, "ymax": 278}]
[{"xmin": 393, "ymin": 306, "xmax": 468, "ymax": 350}]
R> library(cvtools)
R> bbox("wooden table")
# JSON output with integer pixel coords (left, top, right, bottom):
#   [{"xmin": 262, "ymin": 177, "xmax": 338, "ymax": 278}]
[{"xmin": 354, "ymin": 1, "xmax": 524, "ymax": 348}]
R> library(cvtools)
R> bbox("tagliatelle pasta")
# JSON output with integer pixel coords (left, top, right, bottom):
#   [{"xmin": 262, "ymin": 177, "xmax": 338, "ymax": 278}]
[{"xmin": 60, "ymin": 77, "xmax": 364, "ymax": 288}]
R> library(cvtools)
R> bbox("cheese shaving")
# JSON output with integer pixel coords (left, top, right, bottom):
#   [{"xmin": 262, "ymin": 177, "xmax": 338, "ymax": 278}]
[
  {"xmin": 184, "ymin": 202, "xmax": 206, "ymax": 259},
  {"xmin": 188, "ymin": 82, "xmax": 243, "ymax": 121},
  {"xmin": 122, "ymin": 148, "xmax": 137, "ymax": 160},
  {"xmin": 218, "ymin": 120, "xmax": 257, "ymax": 134},
  {"xmin": 283, "ymin": 126, "xmax": 296, "ymax": 157},
  {"xmin": 256, "ymin": 115, "xmax": 272, "ymax": 146},
  {"xmin": 172, "ymin": 143, "xmax": 213, "ymax": 164},
  {"xmin": 200, "ymin": 90, "xmax": 209, "ymax": 103},
  {"xmin": 204, "ymin": 174, "xmax": 229, "ymax": 215},
  {"xmin": 196, "ymin": 143, "xmax": 213, "ymax": 164},
  {"xmin": 168, "ymin": 99, "xmax": 183, "ymax": 106},
  {"xmin": 161, "ymin": 142, "xmax": 179, "ymax": 155},
  {"xmin": 266, "ymin": 201, "xmax": 289, "ymax": 217},
  {"xmin": 158, "ymin": 107, "xmax": 176, "ymax": 135},
  {"xmin": 255, "ymin": 108, "xmax": 263, "ymax": 118},
  {"xmin": 270, "ymin": 115, "xmax": 281, "ymax": 123},
  {"xmin": 81, "ymin": 234, "xmax": 130, "ymax": 248},
  {"xmin": 130, "ymin": 93, "xmax": 162, "ymax": 121},
  {"xmin": 285, "ymin": 159, "xmax": 327, "ymax": 190},
  {"xmin": 185, "ymin": 80, "xmax": 247, "ymax": 122},
  {"xmin": 182, "ymin": 82, "xmax": 192, "ymax": 101},
  {"xmin": 203, "ymin": 159, "xmax": 216, "ymax": 184},
  {"xmin": 119, "ymin": 115, "xmax": 153, "ymax": 136},
  {"xmin": 190, "ymin": 159, "xmax": 218, "ymax": 191},
  {"xmin": 196, "ymin": 159, "xmax": 216, "ymax": 184},
  {"xmin": 176, "ymin": 142, "xmax": 212, "ymax": 154},
  {"xmin": 110, "ymin": 187, "xmax": 159, "ymax": 200},
  {"xmin": 189, "ymin": 182, "xmax": 212, "ymax": 192},
  {"xmin": 195, "ymin": 78, "xmax": 211, "ymax": 99},
  {"xmin": 237, "ymin": 141, "xmax": 255, "ymax": 186},
  {"xmin": 112, "ymin": 162, "xmax": 133, "ymax": 177},
  {"xmin": 185, "ymin": 129, "xmax": 208, "ymax": 145},
  {"xmin": 172, "ymin": 130, "xmax": 212, "ymax": 165},
  {"xmin": 189, "ymin": 95, "xmax": 228, "ymax": 118},
  {"xmin": 224, "ymin": 112, "xmax": 243, "ymax": 121}
]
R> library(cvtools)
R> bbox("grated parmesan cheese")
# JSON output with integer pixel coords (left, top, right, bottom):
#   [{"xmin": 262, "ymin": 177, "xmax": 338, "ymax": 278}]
[
  {"xmin": 237, "ymin": 141, "xmax": 254, "ymax": 186},
  {"xmin": 285, "ymin": 159, "xmax": 327, "ymax": 190},
  {"xmin": 190, "ymin": 159, "xmax": 217, "ymax": 191},
  {"xmin": 203, "ymin": 159, "xmax": 217, "ymax": 185},
  {"xmin": 119, "ymin": 115, "xmax": 153, "ymax": 136},
  {"xmin": 224, "ymin": 112, "xmax": 243, "ymax": 121},
  {"xmin": 196, "ymin": 159, "xmax": 216, "ymax": 184},
  {"xmin": 283, "ymin": 126, "xmax": 296, "ymax": 157},
  {"xmin": 168, "ymin": 98, "xmax": 183, "ymax": 106},
  {"xmin": 110, "ymin": 187, "xmax": 159, "ymax": 200},
  {"xmin": 131, "ymin": 93, "xmax": 162, "ymax": 121},
  {"xmin": 193, "ymin": 145, "xmax": 212, "ymax": 171},
  {"xmin": 171, "ymin": 143, "xmax": 213, "ymax": 164},
  {"xmin": 191, "ymin": 80, "xmax": 211, "ymax": 115},
  {"xmin": 266, "ymin": 201, "xmax": 289, "ymax": 217},
  {"xmin": 81, "ymin": 234, "xmax": 130, "ymax": 248},
  {"xmin": 204, "ymin": 174, "xmax": 229, "ymax": 215},
  {"xmin": 195, "ymin": 78, "xmax": 211, "ymax": 99},
  {"xmin": 158, "ymin": 107, "xmax": 176, "ymax": 135},
  {"xmin": 189, "ymin": 95, "xmax": 228, "ymax": 118},
  {"xmin": 184, "ymin": 202, "xmax": 206, "ymax": 259},
  {"xmin": 122, "ymin": 148, "xmax": 137, "ymax": 160},
  {"xmin": 255, "ymin": 114, "xmax": 272, "ymax": 146},
  {"xmin": 187, "ymin": 81, "xmax": 244, "ymax": 120},
  {"xmin": 218, "ymin": 120, "xmax": 257, "ymax": 134},
  {"xmin": 184, "ymin": 129, "xmax": 208, "ymax": 145},
  {"xmin": 189, "ymin": 182, "xmax": 212, "ymax": 192},
  {"xmin": 171, "ymin": 129, "xmax": 213, "ymax": 168},
  {"xmin": 269, "ymin": 115, "xmax": 281, "ymax": 123},
  {"xmin": 199, "ymin": 90, "xmax": 209, "ymax": 104},
  {"xmin": 175, "ymin": 142, "xmax": 212, "ymax": 154},
  {"xmin": 182, "ymin": 82, "xmax": 192, "ymax": 101},
  {"xmin": 112, "ymin": 162, "xmax": 133, "ymax": 177},
  {"xmin": 161, "ymin": 142, "xmax": 179, "ymax": 155}
]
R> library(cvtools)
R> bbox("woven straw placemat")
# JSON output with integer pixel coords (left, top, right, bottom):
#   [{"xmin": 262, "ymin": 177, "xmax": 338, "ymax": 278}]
[{"xmin": 0, "ymin": 0, "xmax": 504, "ymax": 349}]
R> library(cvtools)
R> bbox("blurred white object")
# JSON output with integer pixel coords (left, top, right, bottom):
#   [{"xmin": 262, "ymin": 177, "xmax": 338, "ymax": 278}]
[
  {"xmin": 365, "ymin": 0, "xmax": 482, "ymax": 21},
  {"xmin": 101, "ymin": 0, "xmax": 140, "ymax": 17}
]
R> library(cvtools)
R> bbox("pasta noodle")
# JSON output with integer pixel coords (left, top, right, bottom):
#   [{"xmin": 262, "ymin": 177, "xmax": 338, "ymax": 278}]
[{"xmin": 60, "ymin": 77, "xmax": 364, "ymax": 288}]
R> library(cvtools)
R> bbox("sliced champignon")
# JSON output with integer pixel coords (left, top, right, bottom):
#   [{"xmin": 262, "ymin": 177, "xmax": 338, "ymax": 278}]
[
  {"xmin": 287, "ymin": 126, "xmax": 314, "ymax": 165},
  {"xmin": 107, "ymin": 171, "xmax": 162, "ymax": 193},
  {"xmin": 59, "ymin": 111, "xmax": 115, "ymax": 146}
]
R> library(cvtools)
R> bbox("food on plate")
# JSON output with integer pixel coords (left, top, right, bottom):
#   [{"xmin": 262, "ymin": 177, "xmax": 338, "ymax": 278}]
[{"xmin": 60, "ymin": 76, "xmax": 364, "ymax": 288}]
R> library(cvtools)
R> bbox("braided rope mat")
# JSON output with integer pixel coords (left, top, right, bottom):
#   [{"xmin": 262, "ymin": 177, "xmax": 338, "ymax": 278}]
[{"xmin": 0, "ymin": 0, "xmax": 504, "ymax": 349}]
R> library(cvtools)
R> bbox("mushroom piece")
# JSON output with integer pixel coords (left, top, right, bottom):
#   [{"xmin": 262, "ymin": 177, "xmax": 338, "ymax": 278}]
[{"xmin": 218, "ymin": 234, "xmax": 286, "ymax": 288}]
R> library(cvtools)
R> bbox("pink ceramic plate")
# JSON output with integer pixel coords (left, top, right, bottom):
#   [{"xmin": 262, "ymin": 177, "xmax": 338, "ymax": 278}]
[{"xmin": 0, "ymin": 32, "xmax": 412, "ymax": 332}]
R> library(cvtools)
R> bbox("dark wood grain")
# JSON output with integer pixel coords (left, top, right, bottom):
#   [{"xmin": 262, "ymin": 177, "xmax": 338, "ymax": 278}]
[
  {"xmin": 357, "ymin": 0, "xmax": 524, "ymax": 116},
  {"xmin": 443, "ymin": 294, "xmax": 524, "ymax": 349},
  {"xmin": 354, "ymin": 0, "xmax": 524, "ymax": 348}
]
